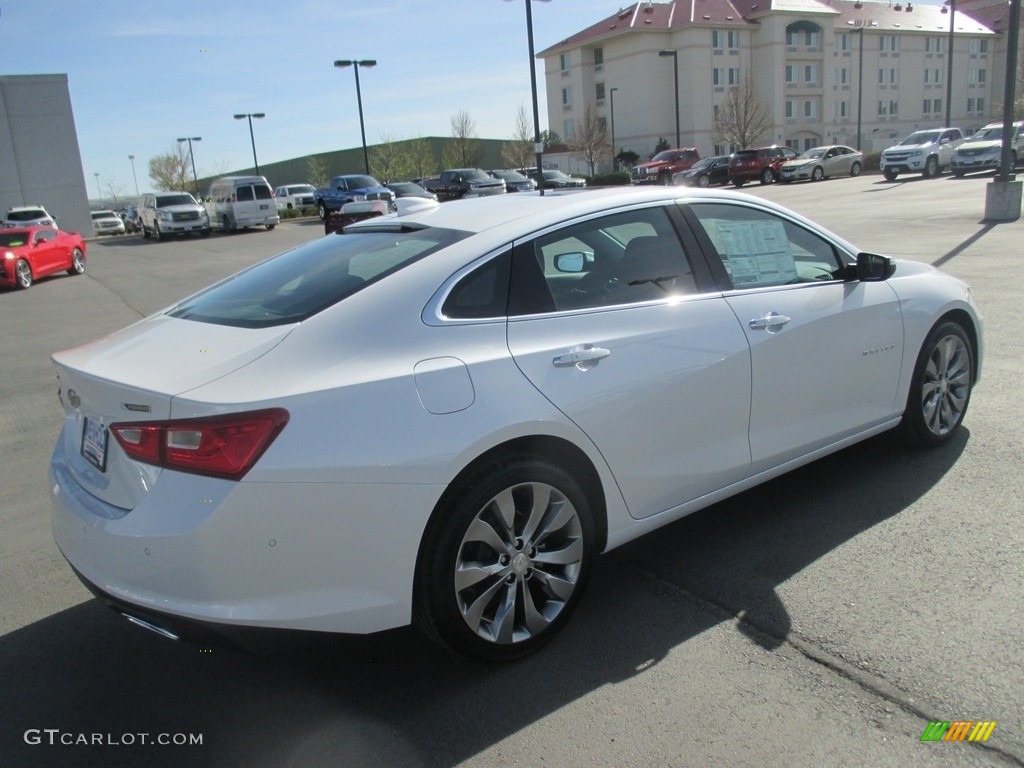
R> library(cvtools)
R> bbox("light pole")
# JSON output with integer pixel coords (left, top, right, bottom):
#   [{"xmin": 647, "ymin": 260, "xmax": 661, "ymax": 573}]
[
  {"xmin": 94, "ymin": 172, "xmax": 101, "ymax": 201},
  {"xmin": 504, "ymin": 0, "xmax": 550, "ymax": 194},
  {"xmin": 610, "ymin": 87, "xmax": 619, "ymax": 169},
  {"xmin": 233, "ymin": 112, "xmax": 266, "ymax": 176},
  {"xmin": 944, "ymin": 0, "xmax": 956, "ymax": 129},
  {"xmin": 333, "ymin": 60, "xmax": 376, "ymax": 175},
  {"xmin": 659, "ymin": 50, "xmax": 681, "ymax": 148},
  {"xmin": 128, "ymin": 154, "xmax": 139, "ymax": 197},
  {"xmin": 176, "ymin": 136, "xmax": 202, "ymax": 196},
  {"xmin": 856, "ymin": 27, "xmax": 865, "ymax": 151}
]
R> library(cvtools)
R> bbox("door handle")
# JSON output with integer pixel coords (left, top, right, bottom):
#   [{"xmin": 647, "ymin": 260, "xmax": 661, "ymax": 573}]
[
  {"xmin": 749, "ymin": 312, "xmax": 791, "ymax": 332},
  {"xmin": 553, "ymin": 345, "xmax": 611, "ymax": 369}
]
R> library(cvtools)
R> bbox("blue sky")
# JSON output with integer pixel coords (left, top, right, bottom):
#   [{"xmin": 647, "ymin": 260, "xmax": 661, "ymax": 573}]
[{"xmin": 2, "ymin": 0, "xmax": 614, "ymax": 199}]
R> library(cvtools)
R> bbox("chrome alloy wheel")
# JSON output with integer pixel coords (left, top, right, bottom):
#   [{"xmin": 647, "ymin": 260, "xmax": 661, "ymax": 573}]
[
  {"xmin": 920, "ymin": 333, "xmax": 971, "ymax": 437},
  {"xmin": 454, "ymin": 481, "xmax": 584, "ymax": 645}
]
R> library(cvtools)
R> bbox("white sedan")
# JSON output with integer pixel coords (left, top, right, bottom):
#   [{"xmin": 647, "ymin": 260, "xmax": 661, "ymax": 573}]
[
  {"xmin": 49, "ymin": 188, "xmax": 981, "ymax": 660},
  {"xmin": 780, "ymin": 145, "xmax": 864, "ymax": 183}
]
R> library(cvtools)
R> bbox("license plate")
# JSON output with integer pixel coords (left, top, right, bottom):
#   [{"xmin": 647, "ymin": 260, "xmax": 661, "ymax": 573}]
[
  {"xmin": 81, "ymin": 416, "xmax": 108, "ymax": 472},
  {"xmin": 259, "ymin": 204, "xmax": 269, "ymax": 210}
]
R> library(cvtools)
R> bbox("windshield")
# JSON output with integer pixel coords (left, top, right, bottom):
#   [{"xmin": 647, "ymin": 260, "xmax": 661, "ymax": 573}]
[
  {"xmin": 156, "ymin": 194, "xmax": 198, "ymax": 207},
  {"xmin": 690, "ymin": 157, "xmax": 715, "ymax": 170},
  {"xmin": 167, "ymin": 226, "xmax": 469, "ymax": 328},
  {"xmin": 0, "ymin": 232, "xmax": 29, "ymax": 246},
  {"xmin": 651, "ymin": 150, "xmax": 677, "ymax": 162},
  {"xmin": 800, "ymin": 149, "xmax": 827, "ymax": 159},
  {"xmin": 462, "ymin": 169, "xmax": 492, "ymax": 181},
  {"xmin": 543, "ymin": 171, "xmax": 568, "ymax": 180},
  {"xmin": 92, "ymin": 211, "xmax": 115, "ymax": 219},
  {"xmin": 492, "ymin": 170, "xmax": 528, "ymax": 181},
  {"xmin": 970, "ymin": 127, "xmax": 1005, "ymax": 141},
  {"xmin": 901, "ymin": 131, "xmax": 940, "ymax": 145},
  {"xmin": 343, "ymin": 175, "xmax": 380, "ymax": 189},
  {"xmin": 288, "ymin": 185, "xmax": 315, "ymax": 194}
]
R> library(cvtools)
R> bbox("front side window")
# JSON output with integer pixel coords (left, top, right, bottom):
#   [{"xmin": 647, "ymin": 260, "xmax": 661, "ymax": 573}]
[
  {"xmin": 689, "ymin": 202, "xmax": 844, "ymax": 289},
  {"xmin": 508, "ymin": 206, "xmax": 698, "ymax": 314},
  {"xmin": 169, "ymin": 226, "xmax": 469, "ymax": 328}
]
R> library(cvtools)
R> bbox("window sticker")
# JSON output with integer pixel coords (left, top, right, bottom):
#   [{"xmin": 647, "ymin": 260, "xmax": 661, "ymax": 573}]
[{"xmin": 714, "ymin": 220, "xmax": 798, "ymax": 286}]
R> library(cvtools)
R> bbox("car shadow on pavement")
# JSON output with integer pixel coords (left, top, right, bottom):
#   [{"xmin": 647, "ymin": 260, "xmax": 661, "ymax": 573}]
[{"xmin": 0, "ymin": 431, "xmax": 967, "ymax": 768}]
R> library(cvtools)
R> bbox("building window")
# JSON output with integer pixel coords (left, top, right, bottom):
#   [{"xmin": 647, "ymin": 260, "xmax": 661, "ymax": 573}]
[
  {"xmin": 926, "ymin": 37, "xmax": 945, "ymax": 54},
  {"xmin": 786, "ymin": 100, "xmax": 795, "ymax": 118},
  {"xmin": 563, "ymin": 119, "xmax": 574, "ymax": 138},
  {"xmin": 836, "ymin": 33, "xmax": 849, "ymax": 52},
  {"xmin": 834, "ymin": 67, "xmax": 849, "ymax": 86},
  {"xmin": 597, "ymin": 117, "xmax": 607, "ymax": 133},
  {"xmin": 786, "ymin": 29, "xmax": 799, "ymax": 47},
  {"xmin": 878, "ymin": 100, "xmax": 888, "ymax": 117},
  {"xmin": 835, "ymin": 100, "xmax": 849, "ymax": 119},
  {"xmin": 923, "ymin": 99, "xmax": 932, "ymax": 115},
  {"xmin": 890, "ymin": 68, "xmax": 899, "ymax": 86},
  {"xmin": 713, "ymin": 68, "xmax": 723, "ymax": 87},
  {"xmin": 878, "ymin": 69, "xmax": 885, "ymax": 85},
  {"xmin": 728, "ymin": 67, "xmax": 740, "ymax": 86},
  {"xmin": 969, "ymin": 68, "xmax": 986, "ymax": 84},
  {"xmin": 804, "ymin": 138, "xmax": 816, "ymax": 151},
  {"xmin": 786, "ymin": 65, "xmax": 796, "ymax": 85},
  {"xmin": 560, "ymin": 53, "xmax": 569, "ymax": 73},
  {"xmin": 728, "ymin": 30, "xmax": 739, "ymax": 49},
  {"xmin": 934, "ymin": 98, "xmax": 942, "ymax": 114},
  {"xmin": 804, "ymin": 64, "xmax": 818, "ymax": 85},
  {"xmin": 593, "ymin": 47, "xmax": 603, "ymax": 67},
  {"xmin": 969, "ymin": 39, "xmax": 990, "ymax": 55},
  {"xmin": 596, "ymin": 82, "xmax": 605, "ymax": 100},
  {"xmin": 712, "ymin": 30, "xmax": 723, "ymax": 50},
  {"xmin": 804, "ymin": 99, "xmax": 817, "ymax": 119},
  {"xmin": 924, "ymin": 69, "xmax": 930, "ymax": 85},
  {"xmin": 890, "ymin": 99, "xmax": 899, "ymax": 116},
  {"xmin": 786, "ymin": 139, "xmax": 801, "ymax": 151},
  {"xmin": 561, "ymin": 86, "xmax": 572, "ymax": 106},
  {"xmin": 805, "ymin": 30, "xmax": 819, "ymax": 48}
]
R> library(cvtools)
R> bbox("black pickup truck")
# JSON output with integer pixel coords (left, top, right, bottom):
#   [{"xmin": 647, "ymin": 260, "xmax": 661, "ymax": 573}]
[{"xmin": 422, "ymin": 168, "xmax": 505, "ymax": 201}]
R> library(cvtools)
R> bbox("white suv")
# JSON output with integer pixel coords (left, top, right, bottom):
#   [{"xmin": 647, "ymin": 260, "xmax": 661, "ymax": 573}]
[
  {"xmin": 3, "ymin": 205, "xmax": 57, "ymax": 228},
  {"xmin": 880, "ymin": 128, "xmax": 964, "ymax": 181},
  {"xmin": 951, "ymin": 121, "xmax": 1024, "ymax": 176},
  {"xmin": 139, "ymin": 192, "xmax": 211, "ymax": 240}
]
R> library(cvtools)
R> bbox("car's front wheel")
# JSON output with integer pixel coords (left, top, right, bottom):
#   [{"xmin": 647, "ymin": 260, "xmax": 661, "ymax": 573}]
[
  {"xmin": 884, "ymin": 170, "xmax": 899, "ymax": 181},
  {"xmin": 899, "ymin": 320, "xmax": 974, "ymax": 447},
  {"xmin": 697, "ymin": 174, "xmax": 710, "ymax": 188},
  {"xmin": 66, "ymin": 248, "xmax": 85, "ymax": 275},
  {"xmin": 760, "ymin": 167, "xmax": 774, "ymax": 185},
  {"xmin": 414, "ymin": 457, "xmax": 595, "ymax": 661},
  {"xmin": 923, "ymin": 156, "xmax": 939, "ymax": 178},
  {"xmin": 15, "ymin": 258, "xmax": 33, "ymax": 289},
  {"xmin": 811, "ymin": 166, "xmax": 824, "ymax": 182}
]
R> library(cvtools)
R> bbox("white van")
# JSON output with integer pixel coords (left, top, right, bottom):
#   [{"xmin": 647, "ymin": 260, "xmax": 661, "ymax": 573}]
[{"xmin": 205, "ymin": 176, "xmax": 280, "ymax": 232}]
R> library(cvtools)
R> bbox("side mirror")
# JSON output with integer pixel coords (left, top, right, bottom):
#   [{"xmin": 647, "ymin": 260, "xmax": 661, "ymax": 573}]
[
  {"xmin": 554, "ymin": 252, "xmax": 593, "ymax": 273},
  {"xmin": 854, "ymin": 252, "xmax": 896, "ymax": 281}
]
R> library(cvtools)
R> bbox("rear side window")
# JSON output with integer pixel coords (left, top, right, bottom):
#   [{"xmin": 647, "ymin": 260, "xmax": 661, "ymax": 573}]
[
  {"xmin": 255, "ymin": 185, "xmax": 273, "ymax": 200},
  {"xmin": 167, "ymin": 226, "xmax": 469, "ymax": 328},
  {"xmin": 236, "ymin": 186, "xmax": 255, "ymax": 202}
]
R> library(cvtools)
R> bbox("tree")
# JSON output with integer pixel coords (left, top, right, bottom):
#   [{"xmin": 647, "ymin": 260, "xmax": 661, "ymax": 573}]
[
  {"xmin": 540, "ymin": 129, "xmax": 562, "ymax": 149},
  {"xmin": 369, "ymin": 132, "xmax": 408, "ymax": 182},
  {"xmin": 567, "ymin": 103, "xmax": 611, "ymax": 175},
  {"xmin": 442, "ymin": 110, "xmax": 481, "ymax": 168},
  {"xmin": 147, "ymin": 144, "xmax": 191, "ymax": 191},
  {"xmin": 653, "ymin": 137, "xmax": 671, "ymax": 155},
  {"xmin": 616, "ymin": 149, "xmax": 639, "ymax": 169},
  {"xmin": 713, "ymin": 76, "xmax": 773, "ymax": 150},
  {"xmin": 405, "ymin": 136, "xmax": 439, "ymax": 180},
  {"xmin": 104, "ymin": 181, "xmax": 127, "ymax": 208},
  {"xmin": 306, "ymin": 156, "xmax": 328, "ymax": 188},
  {"xmin": 502, "ymin": 104, "xmax": 535, "ymax": 170}
]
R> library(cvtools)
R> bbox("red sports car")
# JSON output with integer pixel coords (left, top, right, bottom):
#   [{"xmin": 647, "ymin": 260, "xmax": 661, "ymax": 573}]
[{"xmin": 0, "ymin": 226, "xmax": 86, "ymax": 289}]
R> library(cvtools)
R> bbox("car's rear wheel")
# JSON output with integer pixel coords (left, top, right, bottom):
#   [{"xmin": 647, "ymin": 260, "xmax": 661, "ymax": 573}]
[
  {"xmin": 697, "ymin": 174, "xmax": 710, "ymax": 188},
  {"xmin": 265, "ymin": 223, "xmax": 276, "ymax": 231},
  {"xmin": 811, "ymin": 166, "xmax": 824, "ymax": 182},
  {"xmin": 760, "ymin": 168, "xmax": 774, "ymax": 185},
  {"xmin": 850, "ymin": 162, "xmax": 862, "ymax": 177},
  {"xmin": 66, "ymin": 248, "xmax": 85, "ymax": 275},
  {"xmin": 899, "ymin": 321, "xmax": 974, "ymax": 448},
  {"xmin": 15, "ymin": 259, "xmax": 33, "ymax": 289},
  {"xmin": 414, "ymin": 457, "xmax": 595, "ymax": 661}
]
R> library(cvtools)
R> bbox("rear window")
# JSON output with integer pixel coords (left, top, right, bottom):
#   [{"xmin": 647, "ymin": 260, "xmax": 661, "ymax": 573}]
[
  {"xmin": 167, "ymin": 226, "xmax": 470, "ymax": 328},
  {"xmin": 156, "ymin": 195, "xmax": 197, "ymax": 207},
  {"xmin": 6, "ymin": 209, "xmax": 46, "ymax": 221},
  {"xmin": 255, "ymin": 184, "xmax": 273, "ymax": 200}
]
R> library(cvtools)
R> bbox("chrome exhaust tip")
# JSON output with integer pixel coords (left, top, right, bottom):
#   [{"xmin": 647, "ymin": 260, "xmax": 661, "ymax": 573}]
[{"xmin": 122, "ymin": 613, "xmax": 181, "ymax": 641}]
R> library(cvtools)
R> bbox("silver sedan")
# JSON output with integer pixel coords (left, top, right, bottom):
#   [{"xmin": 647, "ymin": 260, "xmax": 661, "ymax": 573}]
[{"xmin": 780, "ymin": 145, "xmax": 864, "ymax": 183}]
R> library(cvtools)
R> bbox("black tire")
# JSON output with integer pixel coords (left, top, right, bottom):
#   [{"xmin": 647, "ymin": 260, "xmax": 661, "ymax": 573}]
[
  {"xmin": 760, "ymin": 167, "xmax": 774, "ymax": 185},
  {"xmin": 221, "ymin": 215, "xmax": 233, "ymax": 233},
  {"xmin": 317, "ymin": 202, "xmax": 328, "ymax": 221},
  {"xmin": 15, "ymin": 258, "xmax": 32, "ymax": 289},
  {"xmin": 66, "ymin": 248, "xmax": 85, "ymax": 275},
  {"xmin": 732, "ymin": 179, "xmax": 746, "ymax": 187},
  {"xmin": 152, "ymin": 223, "xmax": 162, "ymax": 241},
  {"xmin": 899, "ymin": 321, "xmax": 974, "ymax": 448},
  {"xmin": 413, "ymin": 457, "xmax": 595, "ymax": 661},
  {"xmin": 265, "ymin": 223, "xmax": 276, "ymax": 231},
  {"xmin": 850, "ymin": 162, "xmax": 862, "ymax": 177},
  {"xmin": 200, "ymin": 229, "xmax": 211, "ymax": 238},
  {"xmin": 697, "ymin": 174, "xmax": 710, "ymax": 188},
  {"xmin": 141, "ymin": 223, "xmax": 150, "ymax": 239},
  {"xmin": 884, "ymin": 170, "xmax": 898, "ymax": 181},
  {"xmin": 658, "ymin": 172, "xmax": 672, "ymax": 186},
  {"xmin": 811, "ymin": 166, "xmax": 824, "ymax": 182},
  {"xmin": 923, "ymin": 156, "xmax": 939, "ymax": 178}
]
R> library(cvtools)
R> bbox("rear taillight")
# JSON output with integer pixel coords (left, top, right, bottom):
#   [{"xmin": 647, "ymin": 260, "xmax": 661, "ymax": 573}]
[{"xmin": 111, "ymin": 408, "xmax": 289, "ymax": 481}]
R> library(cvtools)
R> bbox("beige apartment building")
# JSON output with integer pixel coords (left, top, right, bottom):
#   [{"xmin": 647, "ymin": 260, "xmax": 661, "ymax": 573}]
[{"xmin": 540, "ymin": 0, "xmax": 1020, "ymax": 169}]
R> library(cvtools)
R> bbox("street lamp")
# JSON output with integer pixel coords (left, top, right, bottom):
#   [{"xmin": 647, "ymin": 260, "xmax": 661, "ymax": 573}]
[
  {"xmin": 94, "ymin": 172, "xmax": 101, "ymax": 201},
  {"xmin": 128, "ymin": 154, "xmax": 139, "ymax": 197},
  {"xmin": 609, "ymin": 87, "xmax": 619, "ymax": 169},
  {"xmin": 233, "ymin": 112, "xmax": 266, "ymax": 176},
  {"xmin": 504, "ymin": 0, "xmax": 551, "ymax": 195},
  {"xmin": 944, "ymin": 0, "xmax": 956, "ymax": 129},
  {"xmin": 176, "ymin": 136, "xmax": 202, "ymax": 196},
  {"xmin": 333, "ymin": 60, "xmax": 376, "ymax": 175},
  {"xmin": 855, "ymin": 27, "xmax": 865, "ymax": 151},
  {"xmin": 659, "ymin": 50, "xmax": 681, "ymax": 148}
]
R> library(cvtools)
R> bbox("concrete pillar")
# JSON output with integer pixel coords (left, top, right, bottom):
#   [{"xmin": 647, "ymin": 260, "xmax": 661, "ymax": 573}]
[{"xmin": 984, "ymin": 180, "xmax": 1023, "ymax": 222}]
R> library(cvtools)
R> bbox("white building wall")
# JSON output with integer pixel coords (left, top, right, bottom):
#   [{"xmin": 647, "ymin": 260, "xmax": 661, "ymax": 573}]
[{"xmin": 0, "ymin": 75, "xmax": 91, "ymax": 234}]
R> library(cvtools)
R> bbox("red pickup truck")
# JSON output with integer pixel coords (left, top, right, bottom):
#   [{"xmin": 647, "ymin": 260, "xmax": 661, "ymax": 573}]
[{"xmin": 630, "ymin": 148, "xmax": 700, "ymax": 185}]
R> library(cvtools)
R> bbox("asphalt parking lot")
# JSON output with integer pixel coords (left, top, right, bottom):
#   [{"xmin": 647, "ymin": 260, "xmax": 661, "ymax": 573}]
[{"xmin": 1, "ymin": 175, "xmax": 1021, "ymax": 768}]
